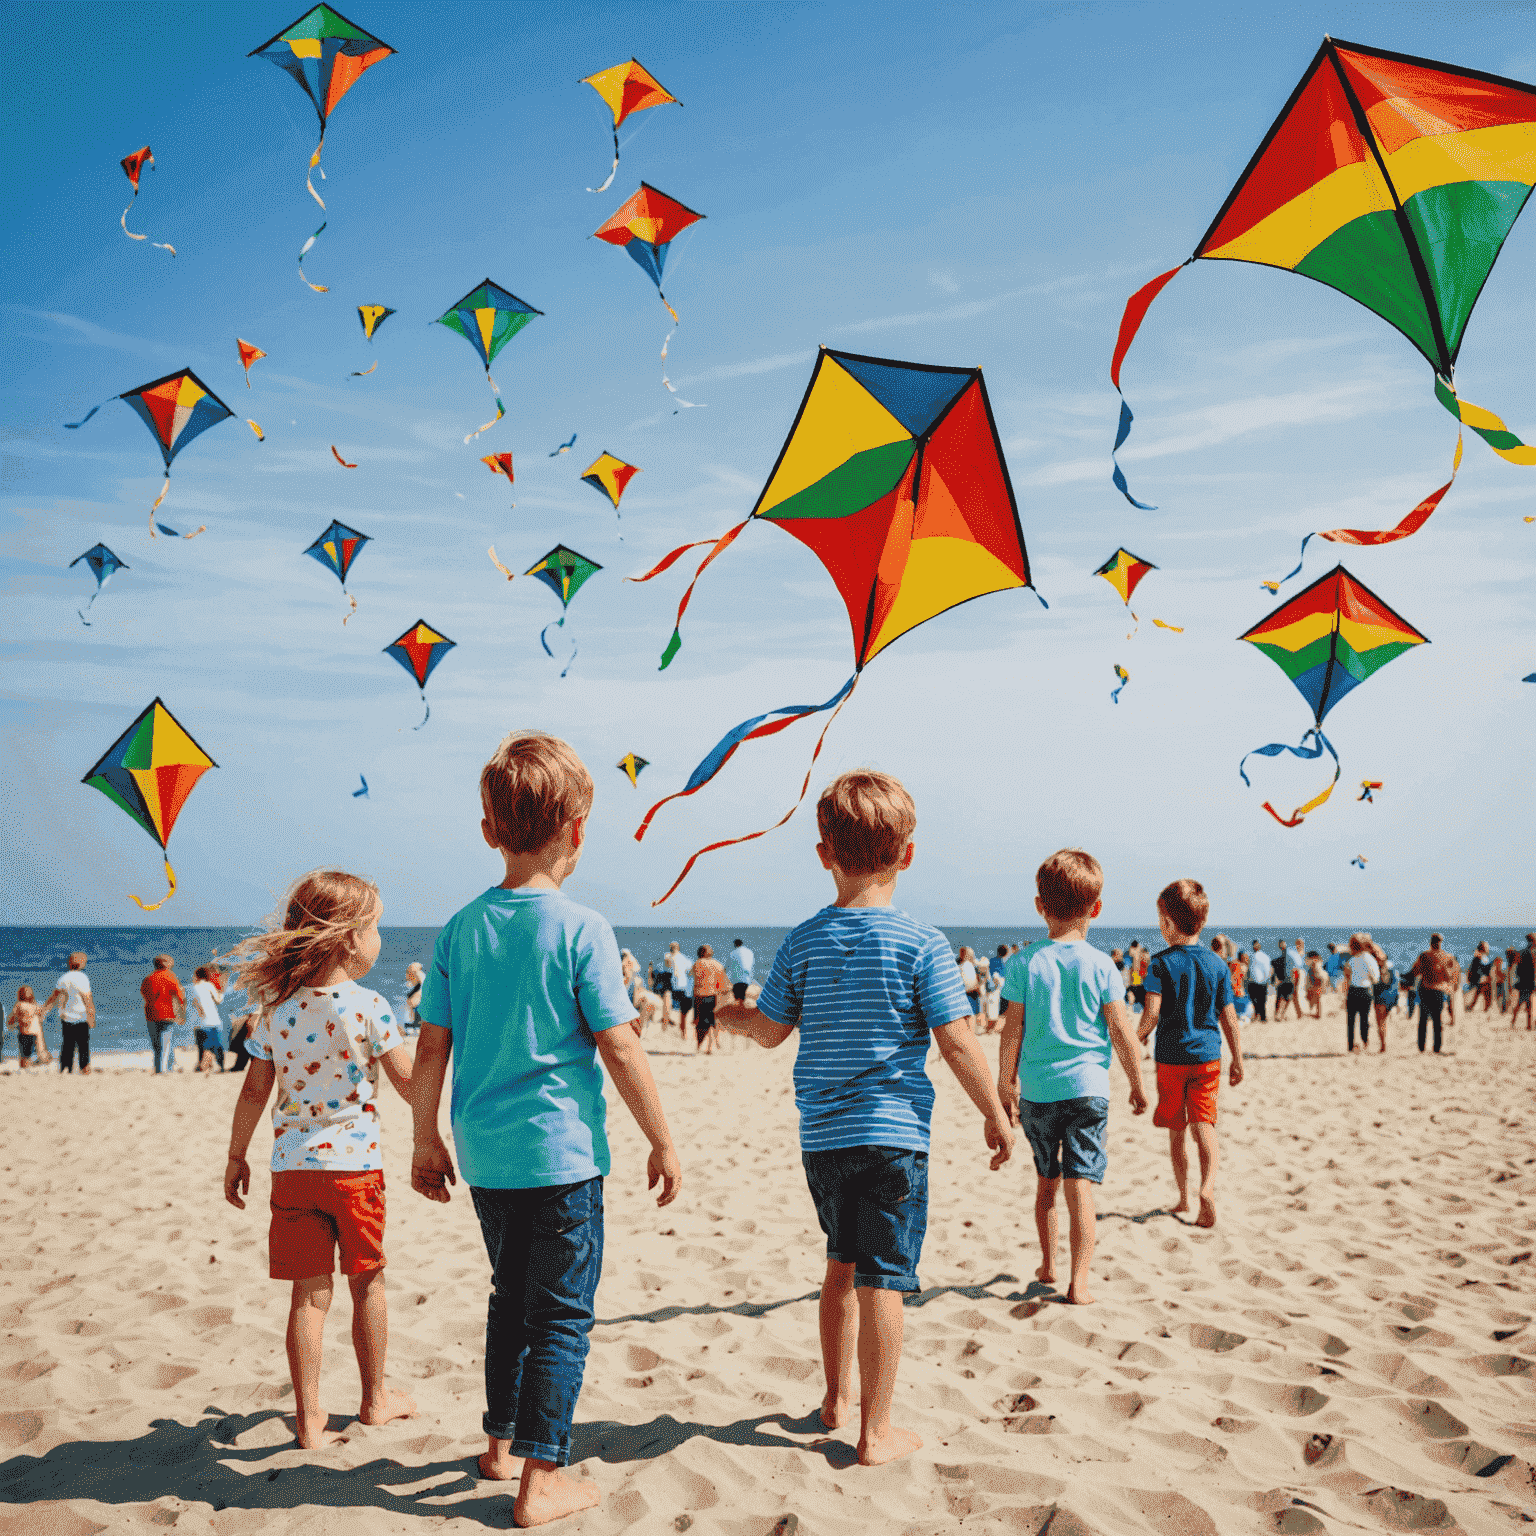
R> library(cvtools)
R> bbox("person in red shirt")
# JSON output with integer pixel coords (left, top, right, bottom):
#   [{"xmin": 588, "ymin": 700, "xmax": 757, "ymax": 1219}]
[{"xmin": 141, "ymin": 954, "xmax": 186, "ymax": 1073}]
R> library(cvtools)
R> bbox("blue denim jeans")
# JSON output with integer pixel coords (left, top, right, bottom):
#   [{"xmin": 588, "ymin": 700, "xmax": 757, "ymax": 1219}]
[
  {"xmin": 801, "ymin": 1145, "xmax": 928, "ymax": 1292},
  {"xmin": 470, "ymin": 1177, "xmax": 603, "ymax": 1465},
  {"xmin": 147, "ymin": 1020, "xmax": 176, "ymax": 1072}
]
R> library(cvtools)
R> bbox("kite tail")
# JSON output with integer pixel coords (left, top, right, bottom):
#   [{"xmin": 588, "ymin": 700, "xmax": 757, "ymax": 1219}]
[
  {"xmin": 642, "ymin": 675, "xmax": 861, "ymax": 905},
  {"xmin": 121, "ymin": 189, "xmax": 176, "ymax": 255},
  {"xmin": 488, "ymin": 545, "xmax": 515, "ymax": 580},
  {"xmin": 540, "ymin": 621, "xmax": 557, "ymax": 658},
  {"xmin": 247, "ymin": 419, "xmax": 265, "ymax": 441},
  {"xmin": 1238, "ymin": 728, "xmax": 1340, "ymax": 827},
  {"xmin": 128, "ymin": 859, "xmax": 177, "ymax": 912},
  {"xmin": 306, "ymin": 132, "xmax": 327, "ymax": 210},
  {"xmin": 1111, "ymin": 664, "xmax": 1129, "ymax": 704},
  {"xmin": 587, "ymin": 127, "xmax": 620, "ymax": 193},
  {"xmin": 343, "ymin": 590, "xmax": 357, "ymax": 626},
  {"xmin": 1127, "ymin": 609, "xmax": 1139, "ymax": 641},
  {"xmin": 298, "ymin": 221, "xmax": 328, "ymax": 292},
  {"xmin": 1151, "ymin": 617, "xmax": 1183, "ymax": 631},
  {"xmin": 660, "ymin": 327, "xmax": 703, "ymax": 409},
  {"xmin": 1436, "ymin": 375, "xmax": 1536, "ymax": 466},
  {"xmin": 332, "ymin": 445, "xmax": 357, "ymax": 468},
  {"xmin": 351, "ymin": 360, "xmax": 379, "ymax": 377},
  {"xmin": 414, "ymin": 692, "xmax": 430, "ymax": 730},
  {"xmin": 1109, "ymin": 263, "xmax": 1186, "ymax": 509},
  {"xmin": 466, "ymin": 371, "xmax": 505, "ymax": 443},
  {"xmin": 560, "ymin": 637, "xmax": 578, "ymax": 679},
  {"xmin": 64, "ymin": 402, "xmax": 108, "ymax": 429},
  {"xmin": 632, "ymin": 519, "xmax": 750, "ymax": 670},
  {"xmin": 147, "ymin": 476, "xmax": 170, "ymax": 535}
]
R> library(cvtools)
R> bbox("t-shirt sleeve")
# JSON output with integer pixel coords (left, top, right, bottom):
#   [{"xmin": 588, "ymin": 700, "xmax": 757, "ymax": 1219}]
[
  {"xmin": 917, "ymin": 931, "xmax": 973, "ymax": 1027},
  {"xmin": 756, "ymin": 935, "xmax": 800, "ymax": 1027},
  {"xmin": 575, "ymin": 917, "xmax": 639, "ymax": 1035},
  {"xmin": 1143, "ymin": 956, "xmax": 1167, "ymax": 996},
  {"xmin": 1102, "ymin": 956, "xmax": 1127, "ymax": 1003},
  {"xmin": 245, "ymin": 1009, "xmax": 274, "ymax": 1061},
  {"xmin": 364, "ymin": 989, "xmax": 406, "ymax": 1058},
  {"xmin": 418, "ymin": 924, "xmax": 454, "ymax": 1030},
  {"xmin": 1000, "ymin": 953, "xmax": 1026, "ymax": 1005}
]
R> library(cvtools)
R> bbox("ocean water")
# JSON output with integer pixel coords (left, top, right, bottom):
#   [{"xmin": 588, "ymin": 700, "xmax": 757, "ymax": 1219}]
[{"xmin": 2, "ymin": 923, "xmax": 1525, "ymax": 1060}]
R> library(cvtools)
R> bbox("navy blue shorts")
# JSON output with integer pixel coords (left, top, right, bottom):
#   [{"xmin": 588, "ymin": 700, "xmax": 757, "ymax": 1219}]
[
  {"xmin": 1022, "ymin": 1096, "xmax": 1109, "ymax": 1184},
  {"xmin": 802, "ymin": 1145, "xmax": 928, "ymax": 1292}
]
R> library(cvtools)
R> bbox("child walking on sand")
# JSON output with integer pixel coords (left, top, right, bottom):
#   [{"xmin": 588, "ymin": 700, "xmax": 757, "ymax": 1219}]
[
  {"xmin": 717, "ymin": 769, "xmax": 1014, "ymax": 1466},
  {"xmin": 7, "ymin": 986, "xmax": 45, "ymax": 1069},
  {"xmin": 409, "ymin": 731, "xmax": 681, "ymax": 1529},
  {"xmin": 997, "ymin": 850, "xmax": 1148, "ymax": 1306},
  {"xmin": 222, "ymin": 870, "xmax": 418, "ymax": 1448},
  {"xmin": 1136, "ymin": 879, "xmax": 1245, "ymax": 1228}
]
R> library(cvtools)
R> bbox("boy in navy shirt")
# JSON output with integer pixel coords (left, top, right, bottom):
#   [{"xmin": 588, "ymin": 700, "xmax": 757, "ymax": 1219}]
[
  {"xmin": 717, "ymin": 769, "xmax": 1013, "ymax": 1466},
  {"xmin": 1136, "ymin": 879, "xmax": 1244, "ymax": 1228}
]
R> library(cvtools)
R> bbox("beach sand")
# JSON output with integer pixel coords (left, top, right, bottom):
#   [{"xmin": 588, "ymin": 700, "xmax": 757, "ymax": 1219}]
[{"xmin": 2, "ymin": 994, "xmax": 1533, "ymax": 1535}]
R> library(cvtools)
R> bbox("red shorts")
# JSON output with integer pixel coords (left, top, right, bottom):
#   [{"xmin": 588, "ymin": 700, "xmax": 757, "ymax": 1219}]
[
  {"xmin": 269, "ymin": 1169, "xmax": 386, "ymax": 1280},
  {"xmin": 1154, "ymin": 1061, "xmax": 1221, "ymax": 1130}
]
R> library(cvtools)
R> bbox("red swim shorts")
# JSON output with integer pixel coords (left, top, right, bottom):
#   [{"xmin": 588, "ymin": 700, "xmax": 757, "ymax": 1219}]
[
  {"xmin": 1153, "ymin": 1061, "xmax": 1221, "ymax": 1130},
  {"xmin": 269, "ymin": 1169, "xmax": 386, "ymax": 1280}
]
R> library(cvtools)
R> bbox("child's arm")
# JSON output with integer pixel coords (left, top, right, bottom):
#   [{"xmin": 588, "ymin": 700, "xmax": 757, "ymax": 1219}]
[
  {"xmin": 1219, "ymin": 1003, "xmax": 1244, "ymax": 1086},
  {"xmin": 409, "ymin": 1023, "xmax": 457, "ymax": 1204},
  {"xmin": 1135, "ymin": 991, "xmax": 1161, "ymax": 1044},
  {"xmin": 715, "ymin": 997, "xmax": 795, "ymax": 1049},
  {"xmin": 931, "ymin": 1019, "xmax": 1015, "ymax": 1170},
  {"xmin": 594, "ymin": 1024, "xmax": 682, "ymax": 1205},
  {"xmin": 224, "ymin": 1059, "xmax": 276, "ymax": 1209},
  {"xmin": 996, "ymin": 1000, "xmax": 1024, "ymax": 1127},
  {"xmin": 1104, "ymin": 999, "xmax": 1148, "ymax": 1114},
  {"xmin": 377, "ymin": 1043, "xmax": 413, "ymax": 1099}
]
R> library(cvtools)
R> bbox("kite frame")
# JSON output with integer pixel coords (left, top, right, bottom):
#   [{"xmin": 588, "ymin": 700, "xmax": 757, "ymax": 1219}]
[{"xmin": 81, "ymin": 696, "xmax": 218, "ymax": 852}]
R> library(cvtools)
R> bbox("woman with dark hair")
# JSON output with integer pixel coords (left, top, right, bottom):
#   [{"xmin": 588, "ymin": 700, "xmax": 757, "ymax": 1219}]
[
  {"xmin": 1342, "ymin": 933, "xmax": 1378, "ymax": 1053},
  {"xmin": 1369, "ymin": 938, "xmax": 1397, "ymax": 1054}
]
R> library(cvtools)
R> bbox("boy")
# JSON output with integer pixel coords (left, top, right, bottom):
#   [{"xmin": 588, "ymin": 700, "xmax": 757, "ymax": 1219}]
[
  {"xmin": 997, "ymin": 850, "xmax": 1148, "ymax": 1308},
  {"xmin": 1135, "ymin": 880, "xmax": 1245, "ymax": 1228},
  {"xmin": 410, "ymin": 731, "xmax": 682, "ymax": 1529},
  {"xmin": 717, "ymin": 769, "xmax": 1013, "ymax": 1467}
]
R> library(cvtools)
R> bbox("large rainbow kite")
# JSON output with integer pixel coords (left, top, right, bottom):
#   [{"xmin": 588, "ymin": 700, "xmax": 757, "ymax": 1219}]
[{"xmin": 1111, "ymin": 37, "xmax": 1534, "ymax": 582}]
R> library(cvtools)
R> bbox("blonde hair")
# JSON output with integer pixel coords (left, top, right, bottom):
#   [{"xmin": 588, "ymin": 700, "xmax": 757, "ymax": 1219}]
[
  {"xmin": 224, "ymin": 869, "xmax": 380, "ymax": 1009},
  {"xmin": 481, "ymin": 731, "xmax": 594, "ymax": 854},
  {"xmin": 1036, "ymin": 849, "xmax": 1103, "ymax": 924},
  {"xmin": 816, "ymin": 770, "xmax": 916, "ymax": 875}
]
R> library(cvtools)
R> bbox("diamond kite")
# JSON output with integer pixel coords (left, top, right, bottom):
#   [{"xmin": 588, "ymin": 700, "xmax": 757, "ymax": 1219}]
[
  {"xmin": 481, "ymin": 452, "xmax": 515, "ymax": 504},
  {"xmin": 1358, "ymin": 779, "xmax": 1383, "ymax": 801},
  {"xmin": 1111, "ymin": 663, "xmax": 1130, "ymax": 704},
  {"xmin": 65, "ymin": 368, "xmax": 234, "ymax": 534},
  {"xmin": 581, "ymin": 452, "xmax": 641, "ymax": 524},
  {"xmin": 250, "ymin": 5, "xmax": 395, "ymax": 290},
  {"xmin": 435, "ymin": 280, "xmax": 543, "ymax": 442},
  {"xmin": 1110, "ymin": 37, "xmax": 1535, "ymax": 563},
  {"xmin": 527, "ymin": 545, "xmax": 601, "ymax": 677},
  {"xmin": 120, "ymin": 146, "xmax": 175, "ymax": 254},
  {"xmin": 83, "ymin": 697, "xmax": 216, "ymax": 910},
  {"xmin": 617, "ymin": 752, "xmax": 649, "ymax": 787},
  {"xmin": 384, "ymin": 620, "xmax": 455, "ymax": 729},
  {"xmin": 1238, "ymin": 565, "xmax": 1427, "ymax": 827},
  {"xmin": 631, "ymin": 348, "xmax": 1038, "ymax": 902},
  {"xmin": 581, "ymin": 58, "xmax": 679, "ymax": 192},
  {"xmin": 304, "ymin": 518, "xmax": 370, "ymax": 622},
  {"xmin": 237, "ymin": 339, "xmax": 266, "ymax": 386},
  {"xmin": 351, "ymin": 304, "xmax": 394, "ymax": 374},
  {"xmin": 1351, "ymin": 855, "xmax": 1369, "ymax": 869},
  {"xmin": 71, "ymin": 543, "xmax": 127, "ymax": 626}
]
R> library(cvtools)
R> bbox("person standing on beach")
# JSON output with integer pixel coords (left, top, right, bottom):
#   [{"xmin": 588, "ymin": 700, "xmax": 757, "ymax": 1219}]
[
  {"xmin": 1408, "ymin": 934, "xmax": 1457, "ymax": 1053},
  {"xmin": 1342, "ymin": 934, "xmax": 1379, "ymax": 1052},
  {"xmin": 1509, "ymin": 935, "xmax": 1535, "ymax": 1031},
  {"xmin": 403, "ymin": 963, "xmax": 425, "ymax": 1034},
  {"xmin": 957, "ymin": 946, "xmax": 982, "ymax": 1019},
  {"xmin": 1245, "ymin": 941, "xmax": 1272, "ymax": 1022},
  {"xmin": 691, "ymin": 944, "xmax": 728, "ymax": 1054},
  {"xmin": 141, "ymin": 955, "xmax": 185, "ymax": 1073},
  {"xmin": 1370, "ymin": 939, "xmax": 1398, "ymax": 1053},
  {"xmin": 1466, "ymin": 943, "xmax": 1494, "ymax": 1012},
  {"xmin": 1272, "ymin": 940, "xmax": 1299, "ymax": 1022},
  {"xmin": 1323, "ymin": 943, "xmax": 1346, "ymax": 994},
  {"xmin": 726, "ymin": 938, "xmax": 755, "ymax": 1003},
  {"xmin": 191, "ymin": 965, "xmax": 226, "ymax": 1072},
  {"xmin": 8, "ymin": 987, "xmax": 46, "ymax": 1069},
  {"xmin": 43, "ymin": 952, "xmax": 95, "ymax": 1075},
  {"xmin": 1305, "ymin": 951, "xmax": 1326, "ymax": 1018}
]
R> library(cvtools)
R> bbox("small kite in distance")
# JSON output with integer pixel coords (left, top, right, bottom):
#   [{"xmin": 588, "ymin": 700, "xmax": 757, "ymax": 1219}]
[
  {"xmin": 352, "ymin": 305, "xmax": 395, "ymax": 374},
  {"xmin": 581, "ymin": 452, "xmax": 640, "ymax": 526},
  {"xmin": 237, "ymin": 339, "xmax": 266, "ymax": 387},
  {"xmin": 120, "ymin": 147, "xmax": 175, "ymax": 254},
  {"xmin": 384, "ymin": 620, "xmax": 455, "ymax": 729},
  {"xmin": 481, "ymin": 452, "xmax": 515, "ymax": 503},
  {"xmin": 617, "ymin": 752, "xmax": 649, "ymax": 787},
  {"xmin": 304, "ymin": 517, "xmax": 370, "ymax": 622},
  {"xmin": 1358, "ymin": 779, "xmax": 1382, "ymax": 802},
  {"xmin": 549, "ymin": 433, "xmax": 578, "ymax": 456},
  {"xmin": 332, "ymin": 445, "xmax": 357, "ymax": 468},
  {"xmin": 353, "ymin": 775, "xmax": 369, "ymax": 798},
  {"xmin": 435, "ymin": 280, "xmax": 543, "ymax": 442},
  {"xmin": 527, "ymin": 544, "xmax": 601, "ymax": 678},
  {"xmin": 71, "ymin": 544, "xmax": 127, "ymax": 625},
  {"xmin": 1350, "ymin": 855, "xmax": 1369, "ymax": 870},
  {"xmin": 581, "ymin": 58, "xmax": 678, "ymax": 192},
  {"xmin": 1094, "ymin": 547, "xmax": 1179, "ymax": 639},
  {"xmin": 1111, "ymin": 664, "xmax": 1130, "ymax": 704}
]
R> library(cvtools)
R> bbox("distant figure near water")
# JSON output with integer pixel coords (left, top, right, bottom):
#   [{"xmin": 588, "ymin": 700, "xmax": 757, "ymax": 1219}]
[
  {"xmin": 140, "ymin": 954, "xmax": 185, "ymax": 1073},
  {"xmin": 43, "ymin": 951, "xmax": 95, "ymax": 1074}
]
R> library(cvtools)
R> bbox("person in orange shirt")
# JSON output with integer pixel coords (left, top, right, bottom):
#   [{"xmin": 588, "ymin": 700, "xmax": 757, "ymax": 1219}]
[
  {"xmin": 141, "ymin": 954, "xmax": 186, "ymax": 1073},
  {"xmin": 690, "ymin": 944, "xmax": 729, "ymax": 1055}
]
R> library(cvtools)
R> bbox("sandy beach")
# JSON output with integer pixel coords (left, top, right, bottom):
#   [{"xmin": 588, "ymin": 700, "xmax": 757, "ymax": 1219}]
[{"xmin": 2, "ymin": 992, "xmax": 1532, "ymax": 1535}]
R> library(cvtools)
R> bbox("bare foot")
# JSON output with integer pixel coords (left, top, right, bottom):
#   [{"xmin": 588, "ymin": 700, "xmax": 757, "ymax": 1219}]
[
  {"xmin": 1064, "ymin": 1285, "xmax": 1094, "ymax": 1305},
  {"xmin": 478, "ymin": 1443, "xmax": 520, "ymax": 1481},
  {"xmin": 292, "ymin": 1415, "xmax": 346, "ymax": 1450},
  {"xmin": 514, "ymin": 1464, "xmax": 601, "ymax": 1527},
  {"xmin": 1034, "ymin": 1262, "xmax": 1058, "ymax": 1286},
  {"xmin": 1170, "ymin": 1196, "xmax": 1191, "ymax": 1215},
  {"xmin": 359, "ymin": 1386, "xmax": 417, "ymax": 1426},
  {"xmin": 820, "ymin": 1391, "xmax": 855, "ymax": 1430},
  {"xmin": 1197, "ymin": 1196, "xmax": 1217, "ymax": 1229},
  {"xmin": 859, "ymin": 1424, "xmax": 923, "ymax": 1466}
]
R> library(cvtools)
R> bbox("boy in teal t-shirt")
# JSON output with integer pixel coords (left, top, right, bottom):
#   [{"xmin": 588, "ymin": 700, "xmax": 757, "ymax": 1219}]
[{"xmin": 999, "ymin": 849, "xmax": 1146, "ymax": 1306}]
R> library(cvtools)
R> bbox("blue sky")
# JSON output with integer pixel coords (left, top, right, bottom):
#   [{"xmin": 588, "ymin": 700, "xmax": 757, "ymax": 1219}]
[{"xmin": 2, "ymin": 0, "xmax": 1532, "ymax": 927}]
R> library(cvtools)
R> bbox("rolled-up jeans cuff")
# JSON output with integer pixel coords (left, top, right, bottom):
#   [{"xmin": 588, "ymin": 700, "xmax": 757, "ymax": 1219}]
[
  {"xmin": 481, "ymin": 1419, "xmax": 567, "ymax": 1466},
  {"xmin": 854, "ymin": 1270, "xmax": 918, "ymax": 1293}
]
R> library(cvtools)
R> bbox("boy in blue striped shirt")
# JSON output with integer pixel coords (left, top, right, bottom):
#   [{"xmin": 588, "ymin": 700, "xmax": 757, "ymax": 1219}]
[{"xmin": 718, "ymin": 769, "xmax": 1014, "ymax": 1466}]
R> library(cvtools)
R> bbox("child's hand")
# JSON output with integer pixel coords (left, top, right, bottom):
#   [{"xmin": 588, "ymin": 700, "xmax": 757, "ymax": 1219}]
[
  {"xmin": 648, "ymin": 1144, "xmax": 682, "ymax": 1206},
  {"xmin": 984, "ymin": 1115, "xmax": 1015, "ymax": 1171},
  {"xmin": 1129, "ymin": 1083, "xmax": 1148, "ymax": 1116},
  {"xmin": 224, "ymin": 1156, "xmax": 251, "ymax": 1209},
  {"xmin": 1229, "ymin": 1058, "xmax": 1244, "ymax": 1087},
  {"xmin": 411, "ymin": 1136, "xmax": 458, "ymax": 1203},
  {"xmin": 996, "ymin": 1077, "xmax": 1021, "ymax": 1128}
]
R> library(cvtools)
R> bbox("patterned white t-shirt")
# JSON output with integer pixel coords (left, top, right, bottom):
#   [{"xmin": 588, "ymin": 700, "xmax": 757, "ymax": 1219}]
[{"xmin": 246, "ymin": 980, "xmax": 404, "ymax": 1172}]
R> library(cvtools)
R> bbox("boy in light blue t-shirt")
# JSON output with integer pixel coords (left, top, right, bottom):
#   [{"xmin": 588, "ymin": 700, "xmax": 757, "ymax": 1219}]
[
  {"xmin": 411, "ymin": 731, "xmax": 682, "ymax": 1531},
  {"xmin": 999, "ymin": 849, "xmax": 1147, "ymax": 1306}
]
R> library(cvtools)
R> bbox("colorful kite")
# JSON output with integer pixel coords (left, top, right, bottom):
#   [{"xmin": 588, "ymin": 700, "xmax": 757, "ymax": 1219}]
[
  {"xmin": 304, "ymin": 518, "xmax": 370, "ymax": 621},
  {"xmin": 1110, "ymin": 37, "xmax": 1535, "ymax": 570},
  {"xmin": 70, "ymin": 543, "xmax": 127, "ymax": 625},
  {"xmin": 1093, "ymin": 547, "xmax": 1182, "ymax": 636},
  {"xmin": 384, "ymin": 620, "xmax": 454, "ymax": 728},
  {"xmin": 581, "ymin": 452, "xmax": 641, "ymax": 526},
  {"xmin": 249, "ymin": 4, "xmax": 395, "ymax": 290},
  {"xmin": 1358, "ymin": 779, "xmax": 1383, "ymax": 801},
  {"xmin": 617, "ymin": 752, "xmax": 649, "ymax": 787},
  {"xmin": 525, "ymin": 545, "xmax": 601, "ymax": 676},
  {"xmin": 237, "ymin": 339, "xmax": 267, "ymax": 386},
  {"xmin": 1351, "ymin": 855, "xmax": 1369, "ymax": 870},
  {"xmin": 65, "ymin": 368, "xmax": 234, "ymax": 533},
  {"xmin": 120, "ymin": 146, "xmax": 175, "ymax": 254},
  {"xmin": 83, "ymin": 697, "xmax": 215, "ymax": 909},
  {"xmin": 581, "ymin": 58, "xmax": 679, "ymax": 192},
  {"xmin": 630, "ymin": 347, "xmax": 1039, "ymax": 902},
  {"xmin": 1238, "ymin": 565, "xmax": 1427, "ymax": 827},
  {"xmin": 435, "ymin": 280, "xmax": 543, "ymax": 442},
  {"xmin": 1111, "ymin": 663, "xmax": 1130, "ymax": 704},
  {"xmin": 352, "ymin": 305, "xmax": 394, "ymax": 374},
  {"xmin": 481, "ymin": 452, "xmax": 515, "ymax": 504},
  {"xmin": 550, "ymin": 433, "xmax": 578, "ymax": 456}
]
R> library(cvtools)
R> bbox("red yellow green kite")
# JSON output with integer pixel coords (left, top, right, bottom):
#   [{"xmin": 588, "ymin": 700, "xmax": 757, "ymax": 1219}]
[{"xmin": 581, "ymin": 58, "xmax": 678, "ymax": 192}]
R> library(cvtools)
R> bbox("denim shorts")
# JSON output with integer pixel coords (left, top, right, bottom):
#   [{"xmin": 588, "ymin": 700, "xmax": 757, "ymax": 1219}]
[
  {"xmin": 802, "ymin": 1145, "xmax": 928, "ymax": 1292},
  {"xmin": 1022, "ymin": 1096, "xmax": 1109, "ymax": 1183}
]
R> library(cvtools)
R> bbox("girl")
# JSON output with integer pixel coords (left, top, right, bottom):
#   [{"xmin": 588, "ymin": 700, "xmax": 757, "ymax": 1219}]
[
  {"xmin": 1306, "ymin": 952, "xmax": 1326, "ymax": 1019},
  {"xmin": 1370, "ymin": 939, "xmax": 1397, "ymax": 1054},
  {"xmin": 7, "ymin": 986, "xmax": 44, "ymax": 1069},
  {"xmin": 1343, "ymin": 933, "xmax": 1379, "ymax": 1053},
  {"xmin": 222, "ymin": 869, "xmax": 417, "ymax": 1449},
  {"xmin": 191, "ymin": 964, "xmax": 226, "ymax": 1072}
]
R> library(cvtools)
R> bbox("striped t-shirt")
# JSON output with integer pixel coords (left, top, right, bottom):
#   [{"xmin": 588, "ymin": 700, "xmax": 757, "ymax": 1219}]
[{"xmin": 757, "ymin": 905, "xmax": 972, "ymax": 1153}]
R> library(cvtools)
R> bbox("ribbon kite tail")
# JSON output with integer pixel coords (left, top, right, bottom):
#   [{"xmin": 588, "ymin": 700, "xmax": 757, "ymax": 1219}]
[
  {"xmin": 560, "ymin": 636, "xmax": 579, "ymax": 679},
  {"xmin": 414, "ymin": 693, "xmax": 430, "ymax": 731},
  {"xmin": 629, "ymin": 519, "xmax": 750, "ymax": 670},
  {"xmin": 587, "ymin": 127, "xmax": 620, "ymax": 193},
  {"xmin": 1436, "ymin": 375, "xmax": 1536, "ymax": 467},
  {"xmin": 1238, "ymin": 729, "xmax": 1340, "ymax": 827},
  {"xmin": 298, "ymin": 221, "xmax": 329, "ymax": 292},
  {"xmin": 644, "ymin": 675, "xmax": 862, "ymax": 905},
  {"xmin": 129, "ymin": 859, "xmax": 177, "ymax": 912},
  {"xmin": 660, "ymin": 325, "xmax": 702, "ymax": 408},
  {"xmin": 465, "ymin": 371, "xmax": 505, "ymax": 444},
  {"xmin": 147, "ymin": 475, "xmax": 170, "ymax": 536},
  {"xmin": 306, "ymin": 132, "xmax": 327, "ymax": 209},
  {"xmin": 121, "ymin": 196, "xmax": 146, "ymax": 242},
  {"xmin": 343, "ymin": 590, "xmax": 357, "ymax": 626},
  {"xmin": 1109, "ymin": 262, "xmax": 1186, "ymax": 510}
]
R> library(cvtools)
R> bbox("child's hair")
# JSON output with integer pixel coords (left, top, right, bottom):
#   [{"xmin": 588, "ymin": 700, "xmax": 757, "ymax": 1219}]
[
  {"xmin": 1036, "ymin": 848, "xmax": 1103, "ymax": 923},
  {"xmin": 816, "ymin": 770, "xmax": 916, "ymax": 875},
  {"xmin": 1307, "ymin": 950, "xmax": 1320, "ymax": 961},
  {"xmin": 224, "ymin": 869, "xmax": 380, "ymax": 1009},
  {"xmin": 153, "ymin": 954, "xmax": 173, "ymax": 970},
  {"xmin": 194, "ymin": 965, "xmax": 209, "ymax": 981},
  {"xmin": 1157, "ymin": 878, "xmax": 1209, "ymax": 936},
  {"xmin": 16, "ymin": 985, "xmax": 34, "ymax": 1003},
  {"xmin": 697, "ymin": 944, "xmax": 713, "ymax": 959},
  {"xmin": 66, "ymin": 952, "xmax": 86, "ymax": 971},
  {"xmin": 481, "ymin": 730, "xmax": 594, "ymax": 853},
  {"xmin": 1348, "ymin": 932, "xmax": 1365, "ymax": 954}
]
